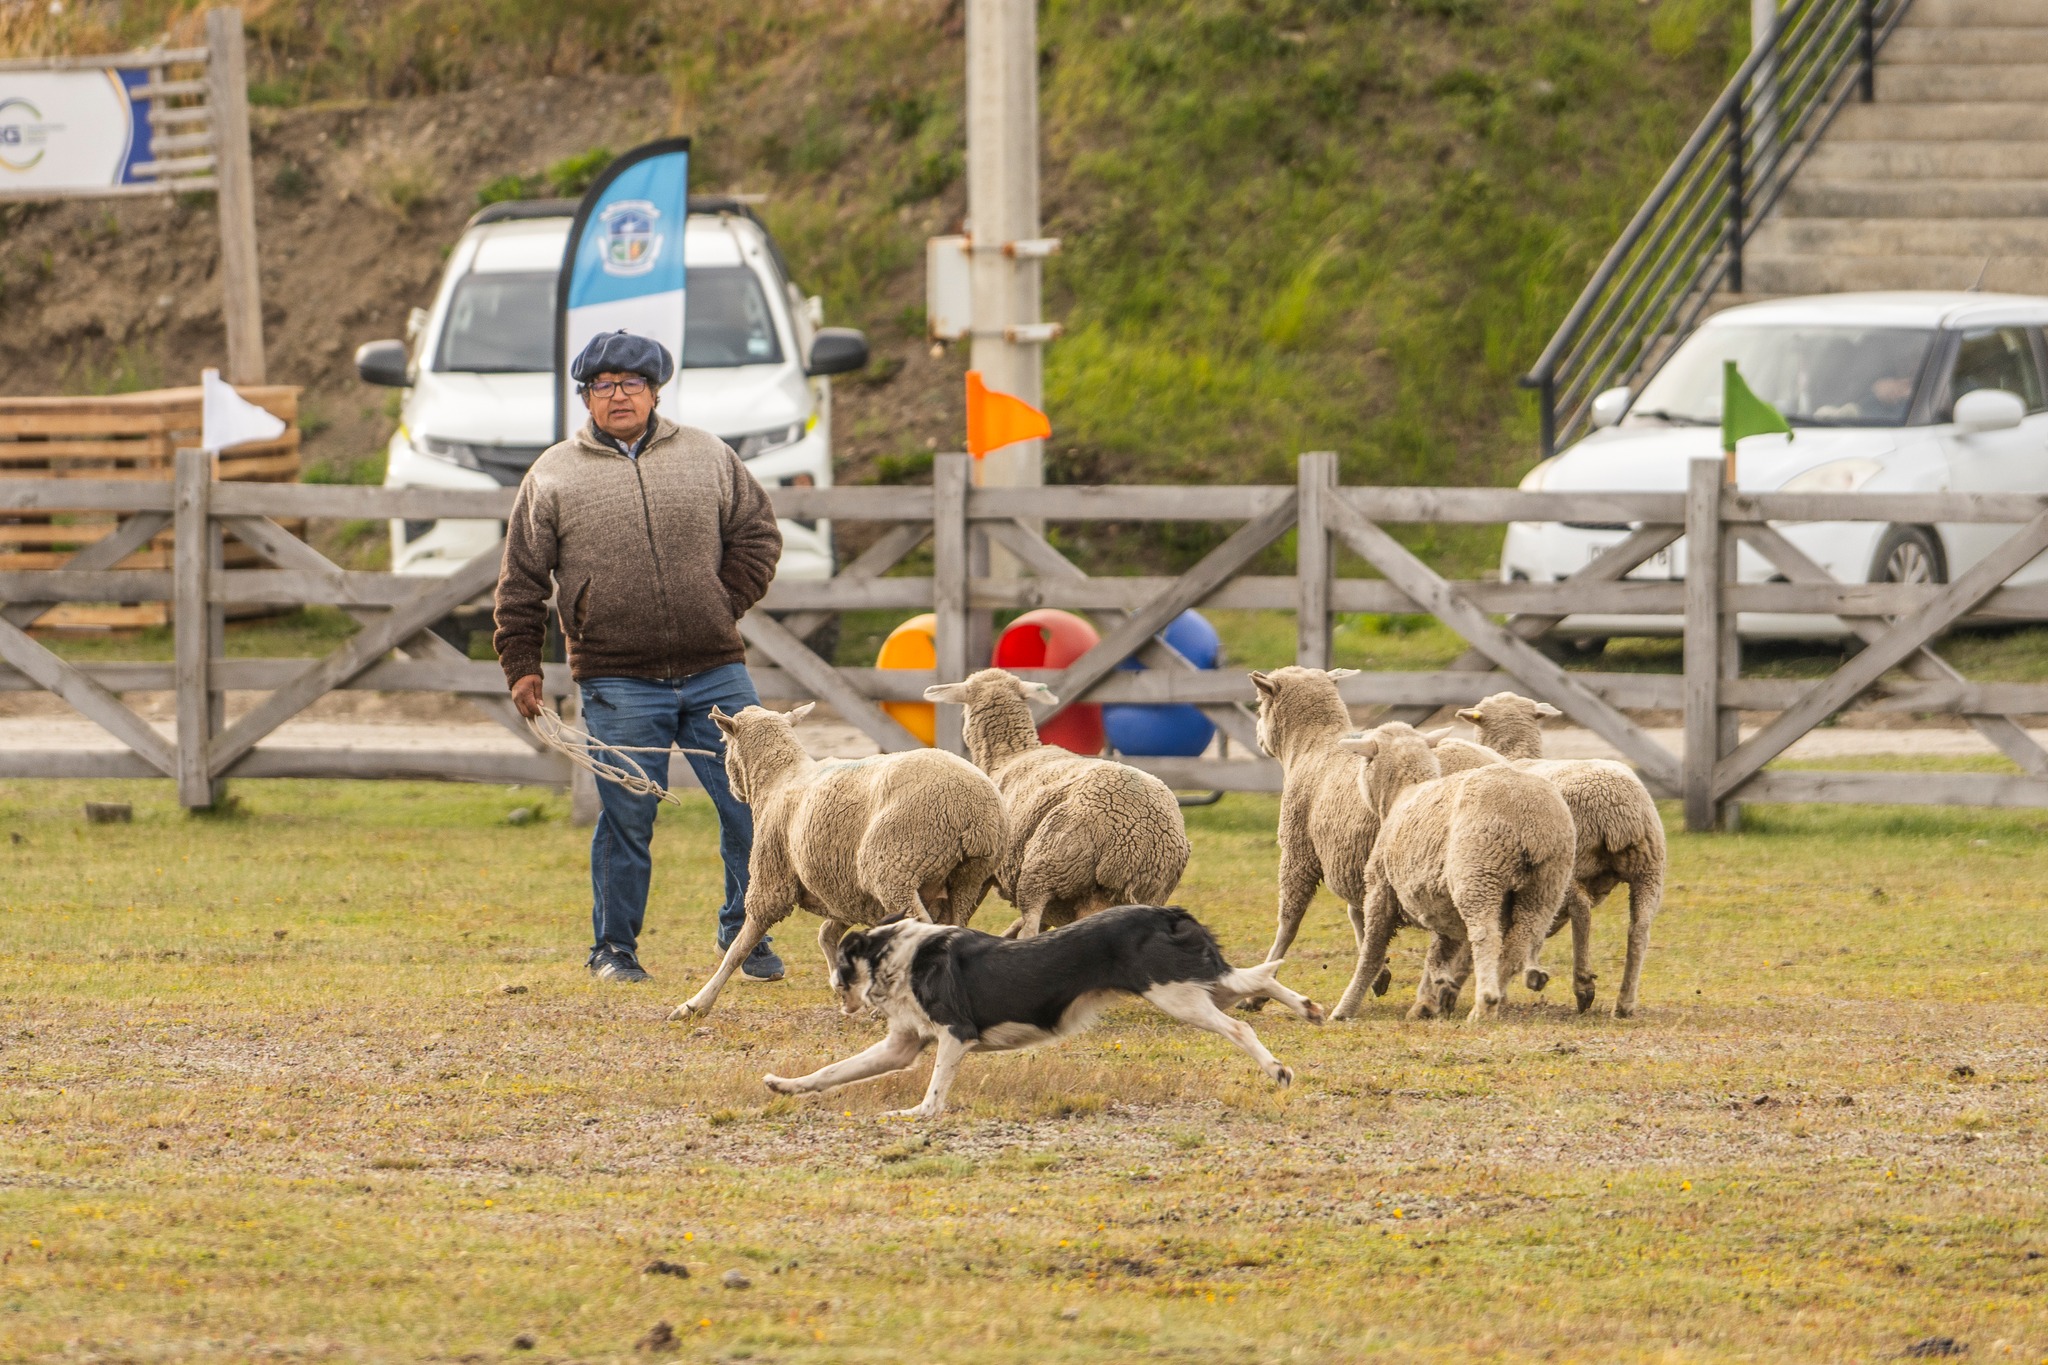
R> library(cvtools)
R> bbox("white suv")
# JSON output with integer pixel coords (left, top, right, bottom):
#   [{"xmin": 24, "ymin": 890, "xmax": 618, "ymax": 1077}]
[
  {"xmin": 1504, "ymin": 292, "xmax": 2048, "ymax": 639},
  {"xmin": 355, "ymin": 198, "xmax": 863, "ymax": 598}
]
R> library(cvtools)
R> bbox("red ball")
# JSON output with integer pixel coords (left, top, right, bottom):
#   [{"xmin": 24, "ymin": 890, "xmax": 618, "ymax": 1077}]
[{"xmin": 991, "ymin": 609, "xmax": 1105, "ymax": 755}]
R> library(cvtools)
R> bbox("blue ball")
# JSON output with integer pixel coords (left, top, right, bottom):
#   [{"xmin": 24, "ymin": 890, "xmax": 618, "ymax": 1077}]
[{"xmin": 1106, "ymin": 610, "xmax": 1220, "ymax": 756}]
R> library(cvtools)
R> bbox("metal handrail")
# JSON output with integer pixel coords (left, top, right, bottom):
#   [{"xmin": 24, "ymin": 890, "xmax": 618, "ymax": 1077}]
[{"xmin": 1522, "ymin": 0, "xmax": 1918, "ymax": 458}]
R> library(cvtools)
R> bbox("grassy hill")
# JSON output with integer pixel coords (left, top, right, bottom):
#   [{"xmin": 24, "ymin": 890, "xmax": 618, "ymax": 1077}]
[{"xmin": 4, "ymin": 0, "xmax": 1752, "ymax": 502}]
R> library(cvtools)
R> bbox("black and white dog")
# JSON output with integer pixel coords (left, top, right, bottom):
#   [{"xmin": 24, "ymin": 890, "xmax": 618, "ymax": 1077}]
[{"xmin": 763, "ymin": 904, "xmax": 1324, "ymax": 1120}]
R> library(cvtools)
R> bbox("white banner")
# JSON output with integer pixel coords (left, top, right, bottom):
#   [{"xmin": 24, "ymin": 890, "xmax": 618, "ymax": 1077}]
[{"xmin": 0, "ymin": 70, "xmax": 153, "ymax": 194}]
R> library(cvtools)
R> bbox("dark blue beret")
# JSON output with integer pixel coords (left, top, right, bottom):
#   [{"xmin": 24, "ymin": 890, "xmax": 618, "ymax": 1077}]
[{"xmin": 570, "ymin": 331, "xmax": 676, "ymax": 386}]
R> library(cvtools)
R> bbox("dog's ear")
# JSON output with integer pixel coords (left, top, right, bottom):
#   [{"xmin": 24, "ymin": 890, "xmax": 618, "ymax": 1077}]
[
  {"xmin": 1455, "ymin": 706, "xmax": 1483, "ymax": 724},
  {"xmin": 1338, "ymin": 734, "xmax": 1380, "ymax": 760},
  {"xmin": 710, "ymin": 707, "xmax": 739, "ymax": 736},
  {"xmin": 875, "ymin": 912, "xmax": 907, "ymax": 928}
]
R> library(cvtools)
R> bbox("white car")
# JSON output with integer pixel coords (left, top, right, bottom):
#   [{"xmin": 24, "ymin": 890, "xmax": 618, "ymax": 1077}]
[
  {"xmin": 1504, "ymin": 291, "xmax": 2048, "ymax": 640},
  {"xmin": 354, "ymin": 197, "xmax": 864, "ymax": 627}
]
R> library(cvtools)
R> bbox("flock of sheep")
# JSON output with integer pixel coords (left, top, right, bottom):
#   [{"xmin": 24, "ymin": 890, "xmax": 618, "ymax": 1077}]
[{"xmin": 672, "ymin": 665, "xmax": 1665, "ymax": 1030}]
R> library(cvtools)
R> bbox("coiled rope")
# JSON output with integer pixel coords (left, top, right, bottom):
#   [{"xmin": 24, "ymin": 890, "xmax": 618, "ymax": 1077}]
[{"xmin": 525, "ymin": 704, "xmax": 720, "ymax": 806}]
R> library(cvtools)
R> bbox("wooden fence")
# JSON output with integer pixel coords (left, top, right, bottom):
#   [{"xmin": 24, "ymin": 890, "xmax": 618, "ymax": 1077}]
[{"xmin": 6, "ymin": 452, "xmax": 2048, "ymax": 831}]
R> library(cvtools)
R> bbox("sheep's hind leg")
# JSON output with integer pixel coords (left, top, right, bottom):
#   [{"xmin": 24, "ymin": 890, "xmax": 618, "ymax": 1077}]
[
  {"xmin": 1332, "ymin": 878, "xmax": 1402, "ymax": 1021},
  {"xmin": 764, "ymin": 1030, "xmax": 928, "ymax": 1097},
  {"xmin": 1410, "ymin": 934, "xmax": 1464, "ymax": 1021},
  {"xmin": 1565, "ymin": 884, "xmax": 1597, "ymax": 1013},
  {"xmin": 1144, "ymin": 981, "xmax": 1294, "ymax": 1085},
  {"xmin": 1613, "ymin": 866, "xmax": 1663, "ymax": 1019}
]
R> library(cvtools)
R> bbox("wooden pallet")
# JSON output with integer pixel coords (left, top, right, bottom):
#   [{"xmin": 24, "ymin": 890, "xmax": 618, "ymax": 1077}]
[{"xmin": 0, "ymin": 385, "xmax": 302, "ymax": 628}]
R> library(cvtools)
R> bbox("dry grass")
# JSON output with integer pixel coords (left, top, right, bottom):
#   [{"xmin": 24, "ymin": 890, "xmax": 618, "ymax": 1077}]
[{"xmin": 2, "ymin": 779, "xmax": 2046, "ymax": 1362}]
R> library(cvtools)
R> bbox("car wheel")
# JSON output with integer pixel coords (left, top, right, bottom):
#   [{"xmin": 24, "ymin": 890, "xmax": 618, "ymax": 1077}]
[{"xmin": 1871, "ymin": 525, "xmax": 1946, "ymax": 587}]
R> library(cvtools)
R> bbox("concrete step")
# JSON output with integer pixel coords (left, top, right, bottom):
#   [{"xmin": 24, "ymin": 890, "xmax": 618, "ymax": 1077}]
[
  {"xmin": 1752, "ymin": 216, "xmax": 2048, "ymax": 256},
  {"xmin": 1782, "ymin": 178, "xmax": 2048, "ymax": 217},
  {"xmin": 1834, "ymin": 101, "xmax": 2048, "ymax": 140},
  {"xmin": 1903, "ymin": 0, "xmax": 2048, "ymax": 27},
  {"xmin": 1885, "ymin": 28, "xmax": 2048, "ymax": 62},
  {"xmin": 1879, "ymin": 64, "xmax": 2048, "ymax": 101},
  {"xmin": 1804, "ymin": 141, "xmax": 2048, "ymax": 180},
  {"xmin": 1741, "ymin": 253, "xmax": 2048, "ymax": 295}
]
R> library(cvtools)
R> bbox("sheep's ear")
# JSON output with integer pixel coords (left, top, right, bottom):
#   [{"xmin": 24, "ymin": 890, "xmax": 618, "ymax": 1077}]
[
  {"xmin": 1015, "ymin": 679, "xmax": 1059, "ymax": 706},
  {"xmin": 785, "ymin": 702, "xmax": 815, "ymax": 725},
  {"xmin": 1420, "ymin": 726, "xmax": 1453, "ymax": 748},
  {"xmin": 1249, "ymin": 670, "xmax": 1278, "ymax": 696},
  {"xmin": 710, "ymin": 708, "xmax": 739, "ymax": 736},
  {"xmin": 1455, "ymin": 707, "xmax": 1483, "ymax": 724},
  {"xmin": 1338, "ymin": 735, "xmax": 1380, "ymax": 760},
  {"xmin": 1325, "ymin": 667, "xmax": 1359, "ymax": 680},
  {"xmin": 1535, "ymin": 702, "xmax": 1563, "ymax": 719},
  {"xmin": 924, "ymin": 682, "xmax": 972, "ymax": 704}
]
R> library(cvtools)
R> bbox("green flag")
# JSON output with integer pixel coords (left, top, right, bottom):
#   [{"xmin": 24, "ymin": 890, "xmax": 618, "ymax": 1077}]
[{"xmin": 1722, "ymin": 360, "xmax": 1792, "ymax": 453}]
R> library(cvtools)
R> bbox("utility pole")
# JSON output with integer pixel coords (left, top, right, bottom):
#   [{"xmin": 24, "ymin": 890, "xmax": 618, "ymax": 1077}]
[{"xmin": 964, "ymin": 0, "xmax": 1057, "ymax": 500}]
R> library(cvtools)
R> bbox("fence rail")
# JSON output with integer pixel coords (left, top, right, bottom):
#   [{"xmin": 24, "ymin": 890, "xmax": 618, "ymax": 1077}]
[{"xmin": 6, "ymin": 452, "xmax": 2048, "ymax": 829}]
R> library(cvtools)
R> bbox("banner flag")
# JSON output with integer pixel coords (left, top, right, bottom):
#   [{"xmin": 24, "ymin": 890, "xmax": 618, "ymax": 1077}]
[
  {"xmin": 554, "ymin": 138, "xmax": 689, "ymax": 440},
  {"xmin": 200, "ymin": 368, "xmax": 286, "ymax": 453},
  {"xmin": 965, "ymin": 370, "xmax": 1051, "ymax": 458},
  {"xmin": 0, "ymin": 69, "xmax": 154, "ymax": 194},
  {"xmin": 1721, "ymin": 360, "xmax": 1792, "ymax": 485}
]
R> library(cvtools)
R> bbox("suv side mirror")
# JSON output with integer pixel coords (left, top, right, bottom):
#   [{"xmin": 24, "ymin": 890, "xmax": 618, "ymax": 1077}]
[
  {"xmin": 805, "ymin": 328, "xmax": 869, "ymax": 378},
  {"xmin": 1590, "ymin": 386, "xmax": 1632, "ymax": 429},
  {"xmin": 1954, "ymin": 387, "xmax": 2026, "ymax": 433},
  {"xmin": 355, "ymin": 339, "xmax": 410, "ymax": 388}
]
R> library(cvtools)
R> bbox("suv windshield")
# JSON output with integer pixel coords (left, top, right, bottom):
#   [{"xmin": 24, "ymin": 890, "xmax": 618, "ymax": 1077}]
[
  {"xmin": 1629, "ymin": 324, "xmax": 1937, "ymax": 428},
  {"xmin": 431, "ymin": 263, "xmax": 785, "ymax": 374}
]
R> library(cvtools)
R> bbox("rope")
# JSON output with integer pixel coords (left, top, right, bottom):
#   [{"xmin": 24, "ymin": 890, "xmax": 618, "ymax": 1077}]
[{"xmin": 525, "ymin": 704, "xmax": 721, "ymax": 806}]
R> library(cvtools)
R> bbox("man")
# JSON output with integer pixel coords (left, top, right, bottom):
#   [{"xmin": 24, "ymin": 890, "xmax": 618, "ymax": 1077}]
[{"xmin": 496, "ymin": 329, "xmax": 786, "ymax": 985}]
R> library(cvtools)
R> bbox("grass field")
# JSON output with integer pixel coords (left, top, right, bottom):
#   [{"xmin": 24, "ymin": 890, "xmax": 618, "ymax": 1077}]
[{"xmin": 2, "ymin": 778, "xmax": 2044, "ymax": 1362}]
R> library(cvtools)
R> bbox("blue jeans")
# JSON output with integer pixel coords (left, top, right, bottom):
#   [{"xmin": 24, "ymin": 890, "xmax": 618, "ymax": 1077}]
[{"xmin": 578, "ymin": 664, "xmax": 761, "ymax": 960}]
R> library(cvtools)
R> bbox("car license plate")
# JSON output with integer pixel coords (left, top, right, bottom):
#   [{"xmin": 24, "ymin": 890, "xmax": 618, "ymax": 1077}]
[{"xmin": 1604, "ymin": 544, "xmax": 1675, "ymax": 579}]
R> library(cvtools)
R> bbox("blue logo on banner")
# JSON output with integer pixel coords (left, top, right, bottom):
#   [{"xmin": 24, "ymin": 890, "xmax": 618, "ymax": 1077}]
[{"xmin": 599, "ymin": 200, "xmax": 663, "ymax": 276}]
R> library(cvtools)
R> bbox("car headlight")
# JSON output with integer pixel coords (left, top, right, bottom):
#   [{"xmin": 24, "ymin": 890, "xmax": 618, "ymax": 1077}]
[
  {"xmin": 414, "ymin": 434, "xmax": 486, "ymax": 471},
  {"xmin": 1518, "ymin": 457, "xmax": 1558, "ymax": 492},
  {"xmin": 725, "ymin": 421, "xmax": 807, "ymax": 461},
  {"xmin": 1780, "ymin": 458, "xmax": 1882, "ymax": 493}
]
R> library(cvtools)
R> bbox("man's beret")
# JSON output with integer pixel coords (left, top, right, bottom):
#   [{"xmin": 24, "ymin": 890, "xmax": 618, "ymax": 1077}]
[{"xmin": 570, "ymin": 331, "xmax": 676, "ymax": 386}]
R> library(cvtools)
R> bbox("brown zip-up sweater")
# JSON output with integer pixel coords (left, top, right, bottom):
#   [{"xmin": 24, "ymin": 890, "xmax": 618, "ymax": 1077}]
[{"xmin": 493, "ymin": 414, "xmax": 782, "ymax": 684}]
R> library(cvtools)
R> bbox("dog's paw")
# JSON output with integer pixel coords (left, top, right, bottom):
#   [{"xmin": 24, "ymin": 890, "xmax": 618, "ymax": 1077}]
[
  {"xmin": 880, "ymin": 1106, "xmax": 939, "ymax": 1122},
  {"xmin": 1372, "ymin": 966, "xmax": 1392, "ymax": 997},
  {"xmin": 1301, "ymin": 999, "xmax": 1326, "ymax": 1026},
  {"xmin": 1271, "ymin": 1064, "xmax": 1294, "ymax": 1087}
]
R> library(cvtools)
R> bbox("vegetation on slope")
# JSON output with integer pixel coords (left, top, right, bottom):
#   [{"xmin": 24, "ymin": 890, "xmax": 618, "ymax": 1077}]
[{"xmin": 6, "ymin": 0, "xmax": 1757, "ymax": 492}]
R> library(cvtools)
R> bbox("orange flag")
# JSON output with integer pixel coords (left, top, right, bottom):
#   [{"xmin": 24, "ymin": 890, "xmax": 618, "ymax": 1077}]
[{"xmin": 965, "ymin": 370, "xmax": 1050, "ymax": 458}]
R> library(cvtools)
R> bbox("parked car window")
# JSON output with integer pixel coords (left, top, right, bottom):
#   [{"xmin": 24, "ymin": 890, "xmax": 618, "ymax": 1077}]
[
  {"xmin": 682, "ymin": 266, "xmax": 786, "ymax": 368},
  {"xmin": 1950, "ymin": 327, "xmax": 2046, "ymax": 415},
  {"xmin": 434, "ymin": 271, "xmax": 557, "ymax": 373},
  {"xmin": 1630, "ymin": 325, "xmax": 1936, "ymax": 428}
]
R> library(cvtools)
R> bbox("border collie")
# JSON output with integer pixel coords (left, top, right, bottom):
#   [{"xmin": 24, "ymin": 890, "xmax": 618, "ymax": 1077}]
[{"xmin": 762, "ymin": 904, "xmax": 1324, "ymax": 1120}]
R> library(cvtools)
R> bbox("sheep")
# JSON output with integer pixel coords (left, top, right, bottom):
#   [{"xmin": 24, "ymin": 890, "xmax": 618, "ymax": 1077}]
[
  {"xmin": 1249, "ymin": 666, "xmax": 1379, "ymax": 968},
  {"xmin": 923, "ymin": 668, "xmax": 1190, "ymax": 938},
  {"xmin": 1329, "ymin": 722, "xmax": 1576, "ymax": 1022},
  {"xmin": 668, "ymin": 703, "xmax": 1004, "ymax": 1021},
  {"xmin": 1449, "ymin": 691, "xmax": 1667, "ymax": 1018}
]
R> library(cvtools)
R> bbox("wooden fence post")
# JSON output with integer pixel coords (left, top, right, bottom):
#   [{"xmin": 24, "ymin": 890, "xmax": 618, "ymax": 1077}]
[
  {"xmin": 1682, "ymin": 457, "xmax": 1723, "ymax": 831},
  {"xmin": 1717, "ymin": 506, "xmax": 1743, "ymax": 832},
  {"xmin": 1296, "ymin": 452, "xmax": 1336, "ymax": 670},
  {"xmin": 205, "ymin": 7, "xmax": 265, "ymax": 385},
  {"xmin": 933, "ymin": 454, "xmax": 971, "ymax": 756},
  {"xmin": 174, "ymin": 448, "xmax": 222, "ymax": 808}
]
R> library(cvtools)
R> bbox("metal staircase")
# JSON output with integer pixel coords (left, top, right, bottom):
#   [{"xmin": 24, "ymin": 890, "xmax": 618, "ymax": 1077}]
[{"xmin": 1524, "ymin": 0, "xmax": 1919, "ymax": 459}]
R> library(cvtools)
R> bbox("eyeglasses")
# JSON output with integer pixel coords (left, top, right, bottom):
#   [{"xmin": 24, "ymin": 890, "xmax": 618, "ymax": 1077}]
[{"xmin": 587, "ymin": 376, "xmax": 650, "ymax": 397}]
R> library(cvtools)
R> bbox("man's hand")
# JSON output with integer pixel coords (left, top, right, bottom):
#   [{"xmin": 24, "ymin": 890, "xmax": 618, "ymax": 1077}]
[{"xmin": 511, "ymin": 674, "xmax": 545, "ymax": 719}]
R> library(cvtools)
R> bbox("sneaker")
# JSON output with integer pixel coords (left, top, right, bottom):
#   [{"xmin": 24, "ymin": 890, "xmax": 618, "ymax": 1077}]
[
  {"xmin": 740, "ymin": 940, "xmax": 785, "ymax": 983},
  {"xmin": 589, "ymin": 946, "xmax": 651, "ymax": 983}
]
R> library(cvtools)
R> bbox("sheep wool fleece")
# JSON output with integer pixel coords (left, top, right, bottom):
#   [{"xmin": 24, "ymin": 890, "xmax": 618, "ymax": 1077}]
[{"xmin": 493, "ymin": 415, "xmax": 783, "ymax": 685}]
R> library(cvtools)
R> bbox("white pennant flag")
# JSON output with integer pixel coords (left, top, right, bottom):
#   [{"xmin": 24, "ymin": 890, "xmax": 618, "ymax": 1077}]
[{"xmin": 200, "ymin": 368, "xmax": 287, "ymax": 454}]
